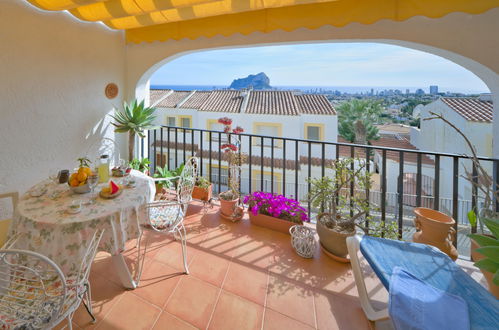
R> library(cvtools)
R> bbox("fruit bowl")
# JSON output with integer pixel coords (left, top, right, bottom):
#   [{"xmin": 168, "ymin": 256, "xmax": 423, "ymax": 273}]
[{"xmin": 68, "ymin": 182, "xmax": 91, "ymax": 194}]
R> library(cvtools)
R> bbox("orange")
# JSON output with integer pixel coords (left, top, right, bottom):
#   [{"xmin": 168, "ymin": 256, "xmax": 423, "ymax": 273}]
[
  {"xmin": 70, "ymin": 179, "xmax": 79, "ymax": 187},
  {"xmin": 82, "ymin": 167, "xmax": 93, "ymax": 176},
  {"xmin": 77, "ymin": 172, "xmax": 87, "ymax": 182},
  {"xmin": 69, "ymin": 173, "xmax": 78, "ymax": 182}
]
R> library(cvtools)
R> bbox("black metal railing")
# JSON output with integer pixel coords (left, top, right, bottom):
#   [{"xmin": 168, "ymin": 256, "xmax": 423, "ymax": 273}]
[{"xmin": 140, "ymin": 125, "xmax": 498, "ymax": 255}]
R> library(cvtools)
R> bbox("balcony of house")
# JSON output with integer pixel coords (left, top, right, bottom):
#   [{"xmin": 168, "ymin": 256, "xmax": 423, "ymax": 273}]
[
  {"xmin": 2, "ymin": 1, "xmax": 499, "ymax": 329},
  {"xmin": 143, "ymin": 125, "xmax": 498, "ymax": 258}
]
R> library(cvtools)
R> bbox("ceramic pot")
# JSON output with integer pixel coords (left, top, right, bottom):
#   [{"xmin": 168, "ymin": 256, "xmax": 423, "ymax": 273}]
[
  {"xmin": 248, "ymin": 212, "xmax": 298, "ymax": 234},
  {"xmin": 155, "ymin": 183, "xmax": 167, "ymax": 195},
  {"xmin": 192, "ymin": 184, "xmax": 212, "ymax": 201},
  {"xmin": 316, "ymin": 219, "xmax": 355, "ymax": 259},
  {"xmin": 470, "ymin": 236, "xmax": 499, "ymax": 298},
  {"xmin": 220, "ymin": 196, "xmax": 239, "ymax": 218},
  {"xmin": 413, "ymin": 207, "xmax": 458, "ymax": 260}
]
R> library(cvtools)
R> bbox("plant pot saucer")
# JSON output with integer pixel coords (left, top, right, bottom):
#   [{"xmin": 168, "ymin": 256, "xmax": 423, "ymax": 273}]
[
  {"xmin": 219, "ymin": 211, "xmax": 243, "ymax": 222},
  {"xmin": 320, "ymin": 242, "xmax": 350, "ymax": 263}
]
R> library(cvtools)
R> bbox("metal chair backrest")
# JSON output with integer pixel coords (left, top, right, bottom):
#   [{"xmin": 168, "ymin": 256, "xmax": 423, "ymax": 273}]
[
  {"xmin": 73, "ymin": 229, "xmax": 105, "ymax": 286},
  {"xmin": 0, "ymin": 249, "xmax": 67, "ymax": 329},
  {"xmin": 176, "ymin": 157, "xmax": 198, "ymax": 209}
]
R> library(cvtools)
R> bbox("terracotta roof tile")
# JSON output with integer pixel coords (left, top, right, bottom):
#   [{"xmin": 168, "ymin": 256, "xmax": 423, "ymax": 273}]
[
  {"xmin": 370, "ymin": 137, "xmax": 434, "ymax": 165},
  {"xmin": 150, "ymin": 89, "xmax": 171, "ymax": 106},
  {"xmin": 157, "ymin": 91, "xmax": 191, "ymax": 108},
  {"xmin": 179, "ymin": 91, "xmax": 211, "ymax": 109},
  {"xmin": 199, "ymin": 90, "xmax": 243, "ymax": 113},
  {"xmin": 245, "ymin": 91, "xmax": 299, "ymax": 115},
  {"xmin": 150, "ymin": 89, "xmax": 336, "ymax": 116},
  {"xmin": 441, "ymin": 97, "xmax": 493, "ymax": 122},
  {"xmin": 295, "ymin": 94, "xmax": 336, "ymax": 115}
]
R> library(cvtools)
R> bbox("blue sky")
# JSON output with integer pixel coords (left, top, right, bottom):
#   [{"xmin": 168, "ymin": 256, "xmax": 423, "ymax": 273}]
[{"xmin": 151, "ymin": 43, "xmax": 489, "ymax": 94}]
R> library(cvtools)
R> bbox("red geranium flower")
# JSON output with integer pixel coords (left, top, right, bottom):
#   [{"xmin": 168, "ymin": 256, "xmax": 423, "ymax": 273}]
[
  {"xmin": 218, "ymin": 117, "xmax": 232, "ymax": 126},
  {"xmin": 232, "ymin": 126, "xmax": 244, "ymax": 134}
]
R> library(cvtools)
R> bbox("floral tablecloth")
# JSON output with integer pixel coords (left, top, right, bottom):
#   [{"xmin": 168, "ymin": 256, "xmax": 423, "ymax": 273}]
[{"xmin": 10, "ymin": 170, "xmax": 155, "ymax": 275}]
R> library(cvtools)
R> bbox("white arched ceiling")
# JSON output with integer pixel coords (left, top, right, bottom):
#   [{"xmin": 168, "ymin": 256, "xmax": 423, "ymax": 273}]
[{"xmin": 126, "ymin": 8, "xmax": 499, "ymax": 155}]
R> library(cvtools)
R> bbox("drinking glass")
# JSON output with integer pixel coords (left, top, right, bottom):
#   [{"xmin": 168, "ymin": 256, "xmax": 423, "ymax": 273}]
[
  {"xmin": 48, "ymin": 168, "xmax": 59, "ymax": 184},
  {"xmin": 87, "ymin": 173, "xmax": 99, "ymax": 204}
]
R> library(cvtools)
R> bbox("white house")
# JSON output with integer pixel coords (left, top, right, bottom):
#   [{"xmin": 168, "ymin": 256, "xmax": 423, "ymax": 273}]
[
  {"xmin": 149, "ymin": 89, "xmax": 338, "ymax": 199},
  {"xmin": 411, "ymin": 95, "xmax": 494, "ymax": 213}
]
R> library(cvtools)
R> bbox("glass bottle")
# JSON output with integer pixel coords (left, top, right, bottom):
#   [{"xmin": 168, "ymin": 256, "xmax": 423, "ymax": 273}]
[{"xmin": 98, "ymin": 155, "xmax": 110, "ymax": 183}]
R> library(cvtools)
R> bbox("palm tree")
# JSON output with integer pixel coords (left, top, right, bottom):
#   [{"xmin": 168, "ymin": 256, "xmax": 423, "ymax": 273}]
[
  {"xmin": 110, "ymin": 100, "xmax": 158, "ymax": 161},
  {"xmin": 338, "ymin": 99, "xmax": 382, "ymax": 144}
]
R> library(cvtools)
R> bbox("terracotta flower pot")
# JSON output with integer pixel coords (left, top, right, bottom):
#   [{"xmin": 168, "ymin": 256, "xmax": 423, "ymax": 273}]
[
  {"xmin": 220, "ymin": 196, "xmax": 239, "ymax": 218},
  {"xmin": 316, "ymin": 220, "xmax": 355, "ymax": 260},
  {"xmin": 155, "ymin": 183, "xmax": 166, "ymax": 195},
  {"xmin": 470, "ymin": 236, "xmax": 499, "ymax": 298},
  {"xmin": 192, "ymin": 184, "xmax": 212, "ymax": 201},
  {"xmin": 248, "ymin": 212, "xmax": 299, "ymax": 234},
  {"xmin": 413, "ymin": 207, "xmax": 458, "ymax": 260}
]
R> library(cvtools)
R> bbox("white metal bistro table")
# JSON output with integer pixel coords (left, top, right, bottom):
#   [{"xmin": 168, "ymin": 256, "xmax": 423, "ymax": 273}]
[{"xmin": 10, "ymin": 170, "xmax": 155, "ymax": 289}]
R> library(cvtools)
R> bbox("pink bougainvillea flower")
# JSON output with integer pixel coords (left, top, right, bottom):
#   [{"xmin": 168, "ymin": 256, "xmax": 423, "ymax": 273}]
[{"xmin": 243, "ymin": 191, "xmax": 310, "ymax": 223}]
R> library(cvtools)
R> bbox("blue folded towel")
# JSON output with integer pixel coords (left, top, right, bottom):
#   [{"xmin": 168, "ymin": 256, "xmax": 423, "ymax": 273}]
[{"xmin": 389, "ymin": 267, "xmax": 470, "ymax": 330}]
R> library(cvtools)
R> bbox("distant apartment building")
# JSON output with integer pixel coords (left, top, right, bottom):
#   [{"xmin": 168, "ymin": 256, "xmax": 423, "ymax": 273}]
[
  {"xmin": 430, "ymin": 85, "xmax": 439, "ymax": 95},
  {"xmin": 411, "ymin": 95, "xmax": 493, "ymax": 209},
  {"xmin": 148, "ymin": 89, "xmax": 337, "ymax": 197}
]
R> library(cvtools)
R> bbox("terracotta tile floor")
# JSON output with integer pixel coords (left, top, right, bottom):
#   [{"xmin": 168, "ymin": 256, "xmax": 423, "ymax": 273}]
[{"xmin": 58, "ymin": 202, "xmax": 485, "ymax": 330}]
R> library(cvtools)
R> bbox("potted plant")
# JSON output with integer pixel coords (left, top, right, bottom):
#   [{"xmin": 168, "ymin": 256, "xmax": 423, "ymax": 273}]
[
  {"xmin": 308, "ymin": 158, "xmax": 398, "ymax": 262},
  {"xmin": 110, "ymin": 99, "xmax": 158, "ymax": 161},
  {"xmin": 192, "ymin": 176, "xmax": 213, "ymax": 201},
  {"xmin": 129, "ymin": 157, "xmax": 151, "ymax": 174},
  {"xmin": 425, "ymin": 112, "xmax": 499, "ymax": 297},
  {"xmin": 152, "ymin": 164, "xmax": 183, "ymax": 194},
  {"xmin": 244, "ymin": 192, "xmax": 309, "ymax": 234},
  {"xmin": 217, "ymin": 117, "xmax": 245, "ymax": 221}
]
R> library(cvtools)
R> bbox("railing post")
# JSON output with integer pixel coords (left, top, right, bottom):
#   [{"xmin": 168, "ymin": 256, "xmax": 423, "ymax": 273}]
[
  {"xmin": 271, "ymin": 138, "xmax": 274, "ymax": 194},
  {"xmin": 398, "ymin": 151, "xmax": 404, "ymax": 239},
  {"xmin": 452, "ymin": 157, "xmax": 459, "ymax": 248},
  {"xmin": 434, "ymin": 155, "xmax": 440, "ymax": 210},
  {"xmin": 283, "ymin": 139, "xmax": 286, "ymax": 197},
  {"xmin": 471, "ymin": 163, "xmax": 478, "ymax": 233},
  {"xmin": 160, "ymin": 128, "xmax": 164, "ymax": 168},
  {"xmin": 381, "ymin": 149, "xmax": 387, "ymax": 238}
]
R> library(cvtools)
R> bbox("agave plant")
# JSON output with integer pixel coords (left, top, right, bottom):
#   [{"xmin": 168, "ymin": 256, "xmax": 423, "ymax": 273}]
[{"xmin": 110, "ymin": 100, "xmax": 158, "ymax": 161}]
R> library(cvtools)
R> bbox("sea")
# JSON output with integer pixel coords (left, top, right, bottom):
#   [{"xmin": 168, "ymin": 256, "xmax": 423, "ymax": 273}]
[{"xmin": 150, "ymin": 84, "xmax": 485, "ymax": 94}]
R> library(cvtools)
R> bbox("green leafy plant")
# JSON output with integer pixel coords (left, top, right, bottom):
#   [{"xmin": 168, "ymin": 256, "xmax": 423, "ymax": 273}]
[
  {"xmin": 195, "ymin": 176, "xmax": 211, "ymax": 190},
  {"xmin": 469, "ymin": 217, "xmax": 499, "ymax": 285},
  {"xmin": 308, "ymin": 158, "xmax": 398, "ymax": 239},
  {"xmin": 153, "ymin": 164, "xmax": 184, "ymax": 189},
  {"xmin": 110, "ymin": 100, "xmax": 158, "ymax": 161},
  {"xmin": 77, "ymin": 157, "xmax": 91, "ymax": 168},
  {"xmin": 129, "ymin": 158, "xmax": 150, "ymax": 173}
]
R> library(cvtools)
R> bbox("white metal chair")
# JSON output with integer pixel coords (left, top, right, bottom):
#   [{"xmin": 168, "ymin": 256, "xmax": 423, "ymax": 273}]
[
  {"xmin": 146, "ymin": 157, "xmax": 198, "ymax": 274},
  {"xmin": 0, "ymin": 229, "xmax": 104, "ymax": 329},
  {"xmin": 0, "ymin": 192, "xmax": 19, "ymax": 248}
]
